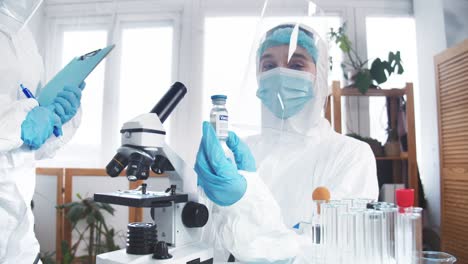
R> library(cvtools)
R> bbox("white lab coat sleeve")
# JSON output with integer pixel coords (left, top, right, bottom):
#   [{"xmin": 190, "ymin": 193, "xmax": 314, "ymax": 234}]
[
  {"xmin": 35, "ymin": 107, "xmax": 82, "ymax": 160},
  {"xmin": 0, "ymin": 97, "xmax": 38, "ymax": 153},
  {"xmin": 203, "ymin": 170, "xmax": 316, "ymax": 263}
]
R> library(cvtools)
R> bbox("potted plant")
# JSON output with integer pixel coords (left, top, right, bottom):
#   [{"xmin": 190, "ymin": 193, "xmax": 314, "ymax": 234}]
[
  {"xmin": 346, "ymin": 133, "xmax": 384, "ymax": 157},
  {"xmin": 384, "ymin": 128, "xmax": 401, "ymax": 157},
  {"xmin": 329, "ymin": 24, "xmax": 405, "ymax": 94},
  {"xmin": 42, "ymin": 193, "xmax": 120, "ymax": 264}
]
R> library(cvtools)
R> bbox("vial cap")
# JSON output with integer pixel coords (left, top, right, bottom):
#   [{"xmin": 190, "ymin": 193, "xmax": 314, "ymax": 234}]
[
  {"xmin": 211, "ymin": 94, "xmax": 227, "ymax": 100},
  {"xmin": 395, "ymin": 188, "xmax": 414, "ymax": 208}
]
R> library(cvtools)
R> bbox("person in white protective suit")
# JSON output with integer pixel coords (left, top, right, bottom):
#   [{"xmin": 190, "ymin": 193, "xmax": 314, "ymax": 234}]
[
  {"xmin": 0, "ymin": 0, "xmax": 85, "ymax": 263},
  {"xmin": 194, "ymin": 21, "xmax": 379, "ymax": 263}
]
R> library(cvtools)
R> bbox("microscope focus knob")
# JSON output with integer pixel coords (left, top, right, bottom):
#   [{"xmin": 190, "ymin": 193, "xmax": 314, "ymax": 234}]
[
  {"xmin": 152, "ymin": 241, "xmax": 172, "ymax": 260},
  {"xmin": 182, "ymin": 202, "xmax": 209, "ymax": 228}
]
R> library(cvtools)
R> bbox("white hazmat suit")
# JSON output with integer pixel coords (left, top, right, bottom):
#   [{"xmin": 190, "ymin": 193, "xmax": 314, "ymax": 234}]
[
  {"xmin": 0, "ymin": 1, "xmax": 82, "ymax": 262},
  {"xmin": 199, "ymin": 22, "xmax": 379, "ymax": 263}
]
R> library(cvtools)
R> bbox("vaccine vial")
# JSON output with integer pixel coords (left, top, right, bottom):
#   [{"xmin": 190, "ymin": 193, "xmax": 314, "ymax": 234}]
[{"xmin": 210, "ymin": 95, "xmax": 229, "ymax": 141}]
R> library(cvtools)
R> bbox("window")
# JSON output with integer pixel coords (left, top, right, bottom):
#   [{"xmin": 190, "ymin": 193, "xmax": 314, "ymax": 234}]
[
  {"xmin": 118, "ymin": 26, "xmax": 174, "ymax": 130},
  {"xmin": 39, "ymin": 18, "xmax": 177, "ymax": 168},
  {"xmin": 366, "ymin": 17, "xmax": 418, "ymax": 143},
  {"xmin": 62, "ymin": 30, "xmax": 108, "ymax": 146},
  {"xmin": 203, "ymin": 16, "xmax": 341, "ymax": 137}
]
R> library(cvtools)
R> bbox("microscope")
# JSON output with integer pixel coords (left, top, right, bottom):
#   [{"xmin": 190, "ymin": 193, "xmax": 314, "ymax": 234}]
[{"xmin": 94, "ymin": 82, "xmax": 214, "ymax": 264}]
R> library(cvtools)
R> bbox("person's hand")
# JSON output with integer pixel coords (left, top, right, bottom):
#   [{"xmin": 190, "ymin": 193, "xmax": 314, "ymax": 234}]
[
  {"xmin": 226, "ymin": 131, "xmax": 256, "ymax": 172},
  {"xmin": 195, "ymin": 122, "xmax": 248, "ymax": 206},
  {"xmin": 21, "ymin": 106, "xmax": 63, "ymax": 149},
  {"xmin": 47, "ymin": 82, "xmax": 85, "ymax": 124}
]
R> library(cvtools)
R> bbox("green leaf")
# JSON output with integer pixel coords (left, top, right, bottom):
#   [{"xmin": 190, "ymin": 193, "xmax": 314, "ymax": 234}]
[
  {"xmin": 388, "ymin": 51, "xmax": 404, "ymax": 76},
  {"xmin": 370, "ymin": 58, "xmax": 388, "ymax": 84},
  {"xmin": 99, "ymin": 203, "xmax": 115, "ymax": 215},
  {"xmin": 76, "ymin": 193, "xmax": 83, "ymax": 200},
  {"xmin": 339, "ymin": 35, "xmax": 351, "ymax": 53},
  {"xmin": 67, "ymin": 204, "xmax": 85, "ymax": 224},
  {"xmin": 397, "ymin": 64, "xmax": 404, "ymax": 74},
  {"xmin": 355, "ymin": 70, "xmax": 372, "ymax": 94},
  {"xmin": 394, "ymin": 51, "xmax": 404, "ymax": 75}
]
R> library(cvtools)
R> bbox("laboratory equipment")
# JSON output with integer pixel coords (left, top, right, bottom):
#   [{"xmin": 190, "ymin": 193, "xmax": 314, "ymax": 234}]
[
  {"xmin": 380, "ymin": 206, "xmax": 398, "ymax": 264},
  {"xmin": 312, "ymin": 187, "xmax": 331, "ymax": 204},
  {"xmin": 311, "ymin": 187, "xmax": 331, "ymax": 245},
  {"xmin": 394, "ymin": 188, "xmax": 422, "ymax": 264},
  {"xmin": 396, "ymin": 207, "xmax": 423, "ymax": 264},
  {"xmin": 395, "ymin": 188, "xmax": 415, "ymax": 211},
  {"xmin": 422, "ymin": 252, "xmax": 457, "ymax": 264},
  {"xmin": 365, "ymin": 210, "xmax": 384, "ymax": 263},
  {"xmin": 209, "ymin": 94, "xmax": 236, "ymax": 164},
  {"xmin": 313, "ymin": 193, "xmax": 429, "ymax": 264},
  {"xmin": 94, "ymin": 82, "xmax": 213, "ymax": 264},
  {"xmin": 210, "ymin": 94, "xmax": 229, "ymax": 141},
  {"xmin": 321, "ymin": 202, "xmax": 347, "ymax": 263}
]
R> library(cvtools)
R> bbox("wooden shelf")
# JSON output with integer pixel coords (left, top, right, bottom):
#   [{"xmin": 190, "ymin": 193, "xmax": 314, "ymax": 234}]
[
  {"xmin": 339, "ymin": 87, "xmax": 407, "ymax": 97},
  {"xmin": 375, "ymin": 152, "xmax": 408, "ymax": 160},
  {"xmin": 326, "ymin": 81, "xmax": 418, "ymax": 206}
]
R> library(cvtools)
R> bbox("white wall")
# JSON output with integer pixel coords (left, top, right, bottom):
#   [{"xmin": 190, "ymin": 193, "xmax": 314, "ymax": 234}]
[
  {"xmin": 413, "ymin": 0, "xmax": 447, "ymax": 231},
  {"xmin": 444, "ymin": 0, "xmax": 468, "ymax": 47}
]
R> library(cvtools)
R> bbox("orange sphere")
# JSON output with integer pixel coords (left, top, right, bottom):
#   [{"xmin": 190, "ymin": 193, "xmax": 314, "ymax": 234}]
[{"xmin": 312, "ymin": 186, "xmax": 330, "ymax": 201}]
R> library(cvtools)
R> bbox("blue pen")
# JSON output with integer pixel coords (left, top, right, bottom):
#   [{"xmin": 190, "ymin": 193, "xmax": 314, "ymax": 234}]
[{"xmin": 20, "ymin": 84, "xmax": 61, "ymax": 137}]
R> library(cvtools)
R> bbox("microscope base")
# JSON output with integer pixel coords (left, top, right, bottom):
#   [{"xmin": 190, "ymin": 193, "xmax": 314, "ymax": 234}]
[{"xmin": 96, "ymin": 243, "xmax": 213, "ymax": 264}]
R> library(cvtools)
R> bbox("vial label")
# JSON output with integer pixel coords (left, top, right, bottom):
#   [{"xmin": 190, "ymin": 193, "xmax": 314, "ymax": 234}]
[{"xmin": 215, "ymin": 114, "xmax": 229, "ymax": 139}]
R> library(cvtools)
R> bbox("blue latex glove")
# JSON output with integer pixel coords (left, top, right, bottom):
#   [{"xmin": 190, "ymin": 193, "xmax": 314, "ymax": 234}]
[
  {"xmin": 195, "ymin": 122, "xmax": 249, "ymax": 206},
  {"xmin": 21, "ymin": 106, "xmax": 63, "ymax": 150},
  {"xmin": 226, "ymin": 131, "xmax": 256, "ymax": 172},
  {"xmin": 47, "ymin": 82, "xmax": 85, "ymax": 124}
]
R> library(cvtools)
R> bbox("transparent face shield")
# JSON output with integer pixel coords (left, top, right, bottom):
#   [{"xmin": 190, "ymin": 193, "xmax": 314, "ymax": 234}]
[
  {"xmin": 225, "ymin": 0, "xmax": 331, "ymax": 141},
  {"xmin": 0, "ymin": 0, "xmax": 43, "ymax": 31}
]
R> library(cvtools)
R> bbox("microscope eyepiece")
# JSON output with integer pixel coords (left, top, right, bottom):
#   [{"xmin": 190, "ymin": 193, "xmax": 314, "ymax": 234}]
[
  {"xmin": 150, "ymin": 82, "xmax": 187, "ymax": 123},
  {"xmin": 106, "ymin": 152, "xmax": 129, "ymax": 177}
]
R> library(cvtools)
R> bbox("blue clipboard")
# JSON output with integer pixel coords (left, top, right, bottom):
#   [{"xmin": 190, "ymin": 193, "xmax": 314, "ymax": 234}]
[{"xmin": 38, "ymin": 44, "xmax": 115, "ymax": 106}]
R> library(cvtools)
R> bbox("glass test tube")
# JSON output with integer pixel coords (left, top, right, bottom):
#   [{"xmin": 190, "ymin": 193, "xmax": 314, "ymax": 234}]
[
  {"xmin": 321, "ymin": 203, "xmax": 348, "ymax": 263},
  {"xmin": 321, "ymin": 203, "xmax": 336, "ymax": 263},
  {"xmin": 396, "ymin": 207, "xmax": 423, "ymax": 264},
  {"xmin": 346, "ymin": 207, "xmax": 365, "ymax": 263},
  {"xmin": 365, "ymin": 210, "xmax": 385, "ymax": 264},
  {"xmin": 380, "ymin": 206, "xmax": 397, "ymax": 264},
  {"xmin": 338, "ymin": 211, "xmax": 359, "ymax": 263},
  {"xmin": 312, "ymin": 200, "xmax": 327, "ymax": 245}
]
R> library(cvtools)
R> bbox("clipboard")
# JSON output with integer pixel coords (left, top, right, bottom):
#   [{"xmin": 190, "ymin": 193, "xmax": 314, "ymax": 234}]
[{"xmin": 38, "ymin": 44, "xmax": 115, "ymax": 106}]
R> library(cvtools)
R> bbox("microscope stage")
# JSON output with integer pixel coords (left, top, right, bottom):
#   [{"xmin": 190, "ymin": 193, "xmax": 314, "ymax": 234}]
[{"xmin": 94, "ymin": 190, "xmax": 188, "ymax": 207}]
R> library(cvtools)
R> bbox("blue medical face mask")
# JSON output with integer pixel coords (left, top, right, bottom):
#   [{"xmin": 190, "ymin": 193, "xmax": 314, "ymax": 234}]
[{"xmin": 256, "ymin": 67, "xmax": 315, "ymax": 119}]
